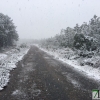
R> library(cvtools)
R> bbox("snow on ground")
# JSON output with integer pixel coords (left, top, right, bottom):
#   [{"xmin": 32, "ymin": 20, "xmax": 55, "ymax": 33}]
[
  {"xmin": 0, "ymin": 46, "xmax": 30, "ymax": 90},
  {"xmin": 35, "ymin": 44, "xmax": 100, "ymax": 82},
  {"xmin": 0, "ymin": 54, "xmax": 7, "ymax": 60}
]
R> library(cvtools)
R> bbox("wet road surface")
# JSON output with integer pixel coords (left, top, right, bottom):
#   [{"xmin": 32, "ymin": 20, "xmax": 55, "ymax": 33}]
[{"xmin": 0, "ymin": 46, "xmax": 100, "ymax": 100}]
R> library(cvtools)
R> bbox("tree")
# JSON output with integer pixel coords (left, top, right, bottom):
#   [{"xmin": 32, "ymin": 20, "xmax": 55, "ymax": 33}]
[{"xmin": 0, "ymin": 13, "xmax": 18, "ymax": 48}]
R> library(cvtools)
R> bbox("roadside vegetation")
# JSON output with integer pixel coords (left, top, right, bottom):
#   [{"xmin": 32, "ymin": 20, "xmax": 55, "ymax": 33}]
[
  {"xmin": 39, "ymin": 15, "xmax": 100, "ymax": 68},
  {"xmin": 0, "ymin": 13, "xmax": 30, "ymax": 90}
]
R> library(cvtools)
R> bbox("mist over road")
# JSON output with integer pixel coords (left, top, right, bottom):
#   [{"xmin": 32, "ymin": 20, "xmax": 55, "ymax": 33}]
[{"xmin": 0, "ymin": 46, "xmax": 99, "ymax": 100}]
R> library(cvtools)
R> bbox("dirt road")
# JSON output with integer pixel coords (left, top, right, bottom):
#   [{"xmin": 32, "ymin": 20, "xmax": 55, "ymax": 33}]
[{"xmin": 0, "ymin": 46, "xmax": 99, "ymax": 100}]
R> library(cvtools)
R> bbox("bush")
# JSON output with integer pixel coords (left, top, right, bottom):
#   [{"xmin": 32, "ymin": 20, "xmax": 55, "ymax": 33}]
[
  {"xmin": 79, "ymin": 51, "xmax": 94, "ymax": 58},
  {"xmin": 74, "ymin": 34, "xmax": 85, "ymax": 49},
  {"xmin": 74, "ymin": 34, "xmax": 97, "ymax": 51},
  {"xmin": 20, "ymin": 43, "xmax": 27, "ymax": 48},
  {"xmin": 93, "ymin": 60, "xmax": 100, "ymax": 68}
]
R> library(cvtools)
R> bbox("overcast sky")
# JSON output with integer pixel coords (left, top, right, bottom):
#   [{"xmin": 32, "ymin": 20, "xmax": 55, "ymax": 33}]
[{"xmin": 0, "ymin": 0, "xmax": 100, "ymax": 39}]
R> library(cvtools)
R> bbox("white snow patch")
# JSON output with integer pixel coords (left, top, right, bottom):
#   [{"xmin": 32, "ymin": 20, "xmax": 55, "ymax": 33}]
[
  {"xmin": 62, "ymin": 72, "xmax": 81, "ymax": 87},
  {"xmin": 12, "ymin": 90, "xmax": 21, "ymax": 95},
  {"xmin": 0, "ymin": 47, "xmax": 30, "ymax": 90},
  {"xmin": 0, "ymin": 54, "xmax": 7, "ymax": 60}
]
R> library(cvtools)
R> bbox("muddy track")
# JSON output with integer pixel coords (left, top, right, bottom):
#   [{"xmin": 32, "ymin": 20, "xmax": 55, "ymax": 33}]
[{"xmin": 0, "ymin": 46, "xmax": 99, "ymax": 100}]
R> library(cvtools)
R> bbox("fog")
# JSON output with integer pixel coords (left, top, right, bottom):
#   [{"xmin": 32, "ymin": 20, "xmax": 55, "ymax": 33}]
[{"xmin": 0, "ymin": 0, "xmax": 100, "ymax": 39}]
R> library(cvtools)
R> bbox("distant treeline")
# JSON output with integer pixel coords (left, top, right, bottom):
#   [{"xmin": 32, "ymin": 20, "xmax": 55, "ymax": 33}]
[
  {"xmin": 40, "ymin": 15, "xmax": 100, "ymax": 51},
  {"xmin": 0, "ymin": 13, "xmax": 19, "ymax": 48}
]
